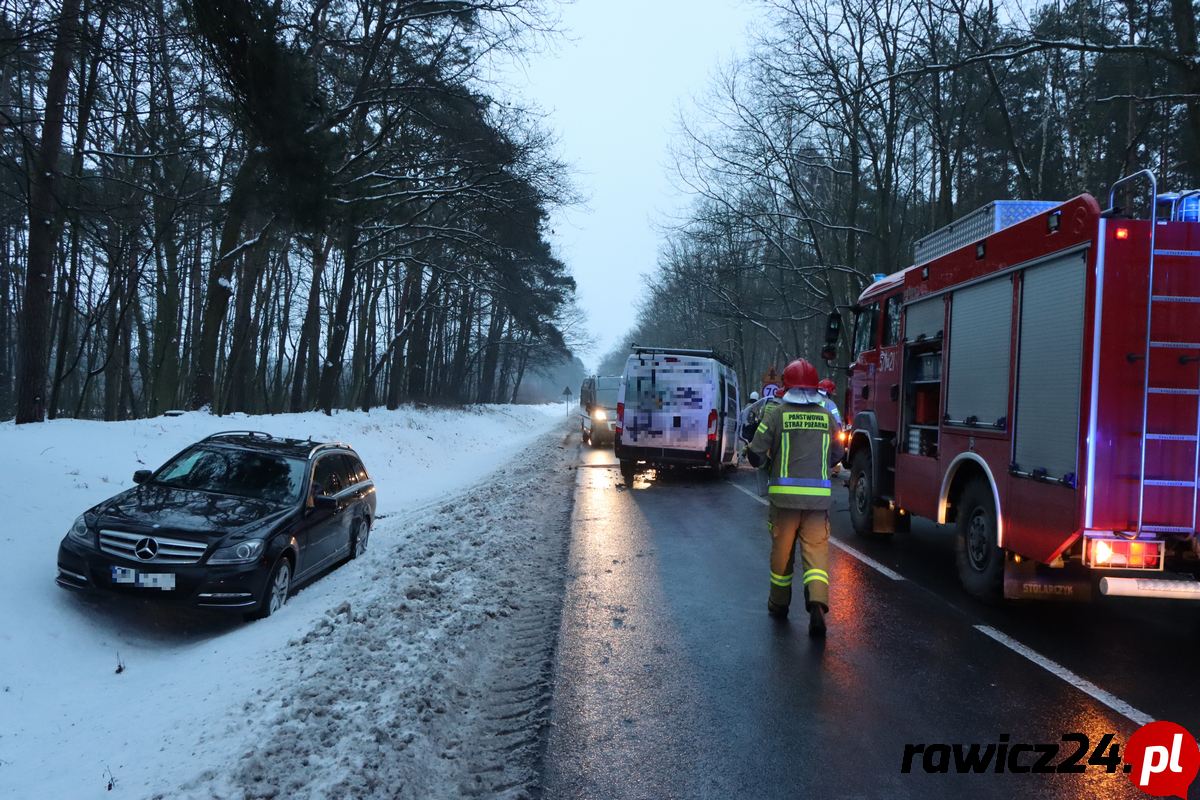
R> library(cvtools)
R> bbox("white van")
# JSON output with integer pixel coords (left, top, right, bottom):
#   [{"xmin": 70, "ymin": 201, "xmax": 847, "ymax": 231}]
[
  {"xmin": 579, "ymin": 374, "xmax": 621, "ymax": 446},
  {"xmin": 614, "ymin": 346, "xmax": 740, "ymax": 482}
]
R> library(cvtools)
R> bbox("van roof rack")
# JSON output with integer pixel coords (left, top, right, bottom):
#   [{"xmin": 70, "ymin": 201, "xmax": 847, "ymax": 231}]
[{"xmin": 631, "ymin": 344, "xmax": 733, "ymax": 366}]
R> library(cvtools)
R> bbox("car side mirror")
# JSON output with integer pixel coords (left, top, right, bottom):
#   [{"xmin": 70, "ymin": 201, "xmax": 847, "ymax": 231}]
[
  {"xmin": 313, "ymin": 494, "xmax": 337, "ymax": 511},
  {"xmin": 824, "ymin": 311, "xmax": 843, "ymax": 346},
  {"xmin": 133, "ymin": 469, "xmax": 152, "ymax": 484}
]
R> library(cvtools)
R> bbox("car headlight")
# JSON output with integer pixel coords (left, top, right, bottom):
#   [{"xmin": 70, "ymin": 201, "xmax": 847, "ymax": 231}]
[
  {"xmin": 67, "ymin": 515, "xmax": 94, "ymax": 547},
  {"xmin": 208, "ymin": 539, "xmax": 265, "ymax": 565},
  {"xmin": 593, "ymin": 408, "xmax": 607, "ymax": 421}
]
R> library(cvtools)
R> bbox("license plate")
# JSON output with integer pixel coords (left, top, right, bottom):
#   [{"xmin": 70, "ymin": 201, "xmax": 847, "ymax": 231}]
[{"xmin": 110, "ymin": 566, "xmax": 175, "ymax": 590}]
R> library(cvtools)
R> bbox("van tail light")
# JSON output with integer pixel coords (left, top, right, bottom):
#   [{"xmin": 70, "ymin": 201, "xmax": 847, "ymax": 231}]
[
  {"xmin": 616, "ymin": 402, "xmax": 624, "ymax": 436},
  {"xmin": 707, "ymin": 409, "xmax": 719, "ymax": 442}
]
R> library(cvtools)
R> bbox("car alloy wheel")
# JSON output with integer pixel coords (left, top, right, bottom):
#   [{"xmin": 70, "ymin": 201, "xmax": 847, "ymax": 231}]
[{"xmin": 269, "ymin": 560, "xmax": 290, "ymax": 614}]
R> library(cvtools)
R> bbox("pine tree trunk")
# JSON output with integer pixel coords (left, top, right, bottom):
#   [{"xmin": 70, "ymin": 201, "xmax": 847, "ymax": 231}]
[
  {"xmin": 317, "ymin": 223, "xmax": 359, "ymax": 415},
  {"xmin": 477, "ymin": 304, "xmax": 505, "ymax": 404},
  {"xmin": 15, "ymin": 0, "xmax": 81, "ymax": 423},
  {"xmin": 290, "ymin": 239, "xmax": 327, "ymax": 412},
  {"xmin": 189, "ymin": 150, "xmax": 263, "ymax": 410}
]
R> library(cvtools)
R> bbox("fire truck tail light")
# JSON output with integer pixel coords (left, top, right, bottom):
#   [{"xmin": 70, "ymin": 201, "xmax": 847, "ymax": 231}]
[
  {"xmin": 1115, "ymin": 227, "xmax": 1130, "ymax": 240},
  {"xmin": 1086, "ymin": 537, "xmax": 1162, "ymax": 570}
]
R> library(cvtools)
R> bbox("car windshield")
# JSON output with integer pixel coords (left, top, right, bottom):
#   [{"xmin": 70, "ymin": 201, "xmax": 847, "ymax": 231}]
[
  {"xmin": 154, "ymin": 446, "xmax": 306, "ymax": 503},
  {"xmin": 596, "ymin": 379, "xmax": 620, "ymax": 407}
]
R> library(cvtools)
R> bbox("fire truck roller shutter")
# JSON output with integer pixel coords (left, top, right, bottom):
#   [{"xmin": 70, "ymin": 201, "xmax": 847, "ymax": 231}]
[
  {"xmin": 1014, "ymin": 251, "xmax": 1087, "ymax": 481},
  {"xmin": 947, "ymin": 278, "xmax": 1013, "ymax": 427},
  {"xmin": 904, "ymin": 297, "xmax": 944, "ymax": 342}
]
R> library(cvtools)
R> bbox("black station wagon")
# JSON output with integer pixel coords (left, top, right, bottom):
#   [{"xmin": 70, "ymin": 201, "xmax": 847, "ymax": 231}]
[{"xmin": 56, "ymin": 431, "xmax": 377, "ymax": 620}]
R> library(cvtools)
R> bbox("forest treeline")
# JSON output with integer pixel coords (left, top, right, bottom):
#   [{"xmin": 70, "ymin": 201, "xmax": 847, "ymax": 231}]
[
  {"xmin": 600, "ymin": 0, "xmax": 1200, "ymax": 386},
  {"xmin": 0, "ymin": 0, "xmax": 579, "ymax": 423}
]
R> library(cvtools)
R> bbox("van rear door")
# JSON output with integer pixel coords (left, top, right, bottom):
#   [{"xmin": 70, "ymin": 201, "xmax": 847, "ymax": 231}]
[
  {"xmin": 721, "ymin": 373, "xmax": 739, "ymax": 463},
  {"xmin": 622, "ymin": 353, "xmax": 713, "ymax": 453}
]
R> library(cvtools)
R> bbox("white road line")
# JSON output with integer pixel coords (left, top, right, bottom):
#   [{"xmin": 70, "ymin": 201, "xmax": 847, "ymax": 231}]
[
  {"xmin": 974, "ymin": 625, "xmax": 1155, "ymax": 727},
  {"xmin": 726, "ymin": 477, "xmax": 771, "ymax": 508},
  {"xmin": 828, "ymin": 539, "xmax": 906, "ymax": 581},
  {"xmin": 726, "ymin": 480, "xmax": 905, "ymax": 581}
]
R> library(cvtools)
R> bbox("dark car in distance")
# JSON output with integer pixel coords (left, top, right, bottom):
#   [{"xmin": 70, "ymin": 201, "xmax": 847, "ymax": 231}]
[{"xmin": 56, "ymin": 431, "xmax": 377, "ymax": 621}]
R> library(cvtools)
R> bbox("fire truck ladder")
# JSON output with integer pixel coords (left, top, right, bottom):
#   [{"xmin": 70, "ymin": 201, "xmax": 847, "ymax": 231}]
[{"xmin": 1114, "ymin": 170, "xmax": 1200, "ymax": 535}]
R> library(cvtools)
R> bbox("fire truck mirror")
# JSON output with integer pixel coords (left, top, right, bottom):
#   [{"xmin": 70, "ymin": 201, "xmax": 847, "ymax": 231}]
[
  {"xmin": 824, "ymin": 311, "xmax": 842, "ymax": 346},
  {"xmin": 820, "ymin": 345, "xmax": 837, "ymax": 362}
]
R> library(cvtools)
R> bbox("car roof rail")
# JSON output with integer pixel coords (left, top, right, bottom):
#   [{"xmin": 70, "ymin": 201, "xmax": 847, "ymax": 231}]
[
  {"xmin": 307, "ymin": 441, "xmax": 354, "ymax": 458},
  {"xmin": 203, "ymin": 430, "xmax": 277, "ymax": 442}
]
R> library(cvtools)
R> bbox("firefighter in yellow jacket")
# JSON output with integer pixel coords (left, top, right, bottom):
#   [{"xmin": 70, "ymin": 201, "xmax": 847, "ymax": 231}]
[{"xmin": 746, "ymin": 358, "xmax": 844, "ymax": 635}]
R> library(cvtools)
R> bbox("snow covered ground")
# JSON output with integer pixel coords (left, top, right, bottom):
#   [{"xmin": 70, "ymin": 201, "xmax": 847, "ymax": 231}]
[{"xmin": 0, "ymin": 405, "xmax": 577, "ymax": 799}]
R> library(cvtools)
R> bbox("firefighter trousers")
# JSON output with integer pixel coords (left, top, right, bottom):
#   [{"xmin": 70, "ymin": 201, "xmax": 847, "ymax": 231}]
[{"xmin": 767, "ymin": 506, "xmax": 830, "ymax": 610}]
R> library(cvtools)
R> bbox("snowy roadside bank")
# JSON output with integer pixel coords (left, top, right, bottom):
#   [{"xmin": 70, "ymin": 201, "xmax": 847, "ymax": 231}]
[
  {"xmin": 171, "ymin": 424, "xmax": 579, "ymax": 800},
  {"xmin": 0, "ymin": 405, "xmax": 569, "ymax": 799}
]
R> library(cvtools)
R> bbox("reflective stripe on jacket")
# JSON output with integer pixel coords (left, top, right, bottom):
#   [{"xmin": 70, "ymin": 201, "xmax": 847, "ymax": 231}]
[{"xmin": 748, "ymin": 401, "xmax": 844, "ymax": 510}]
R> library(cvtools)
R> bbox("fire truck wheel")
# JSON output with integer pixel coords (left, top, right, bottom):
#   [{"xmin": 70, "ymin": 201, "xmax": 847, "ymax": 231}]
[
  {"xmin": 955, "ymin": 480, "xmax": 1004, "ymax": 599},
  {"xmin": 848, "ymin": 450, "xmax": 880, "ymax": 536}
]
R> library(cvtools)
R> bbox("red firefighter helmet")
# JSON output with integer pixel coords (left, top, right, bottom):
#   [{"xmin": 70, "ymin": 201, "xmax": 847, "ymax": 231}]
[
  {"xmin": 782, "ymin": 359, "xmax": 819, "ymax": 391},
  {"xmin": 818, "ymin": 378, "xmax": 836, "ymax": 395}
]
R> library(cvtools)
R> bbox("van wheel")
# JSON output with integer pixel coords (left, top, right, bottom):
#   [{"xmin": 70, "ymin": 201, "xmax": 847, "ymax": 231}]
[
  {"xmin": 620, "ymin": 459, "xmax": 636, "ymax": 485},
  {"xmin": 955, "ymin": 480, "xmax": 1004, "ymax": 600},
  {"xmin": 848, "ymin": 450, "xmax": 878, "ymax": 536}
]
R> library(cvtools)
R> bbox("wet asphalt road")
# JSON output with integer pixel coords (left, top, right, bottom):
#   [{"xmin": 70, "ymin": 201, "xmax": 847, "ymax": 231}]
[{"xmin": 542, "ymin": 444, "xmax": 1200, "ymax": 800}]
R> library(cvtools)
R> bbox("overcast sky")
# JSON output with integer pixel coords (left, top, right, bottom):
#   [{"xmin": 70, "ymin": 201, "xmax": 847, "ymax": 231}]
[{"xmin": 501, "ymin": 0, "xmax": 759, "ymax": 371}]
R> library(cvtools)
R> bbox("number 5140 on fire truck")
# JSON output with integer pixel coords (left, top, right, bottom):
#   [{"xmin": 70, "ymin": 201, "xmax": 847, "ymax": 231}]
[{"xmin": 825, "ymin": 171, "xmax": 1200, "ymax": 603}]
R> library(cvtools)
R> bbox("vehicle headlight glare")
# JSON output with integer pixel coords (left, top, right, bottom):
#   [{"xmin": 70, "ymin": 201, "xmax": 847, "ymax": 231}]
[
  {"xmin": 209, "ymin": 539, "xmax": 265, "ymax": 564},
  {"xmin": 593, "ymin": 408, "xmax": 607, "ymax": 421}
]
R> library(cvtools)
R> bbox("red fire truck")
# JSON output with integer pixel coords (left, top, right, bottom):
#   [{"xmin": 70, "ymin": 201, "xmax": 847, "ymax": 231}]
[{"xmin": 825, "ymin": 171, "xmax": 1200, "ymax": 601}]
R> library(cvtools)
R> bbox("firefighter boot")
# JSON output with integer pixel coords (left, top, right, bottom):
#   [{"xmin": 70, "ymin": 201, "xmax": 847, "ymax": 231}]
[{"xmin": 808, "ymin": 603, "xmax": 826, "ymax": 637}]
